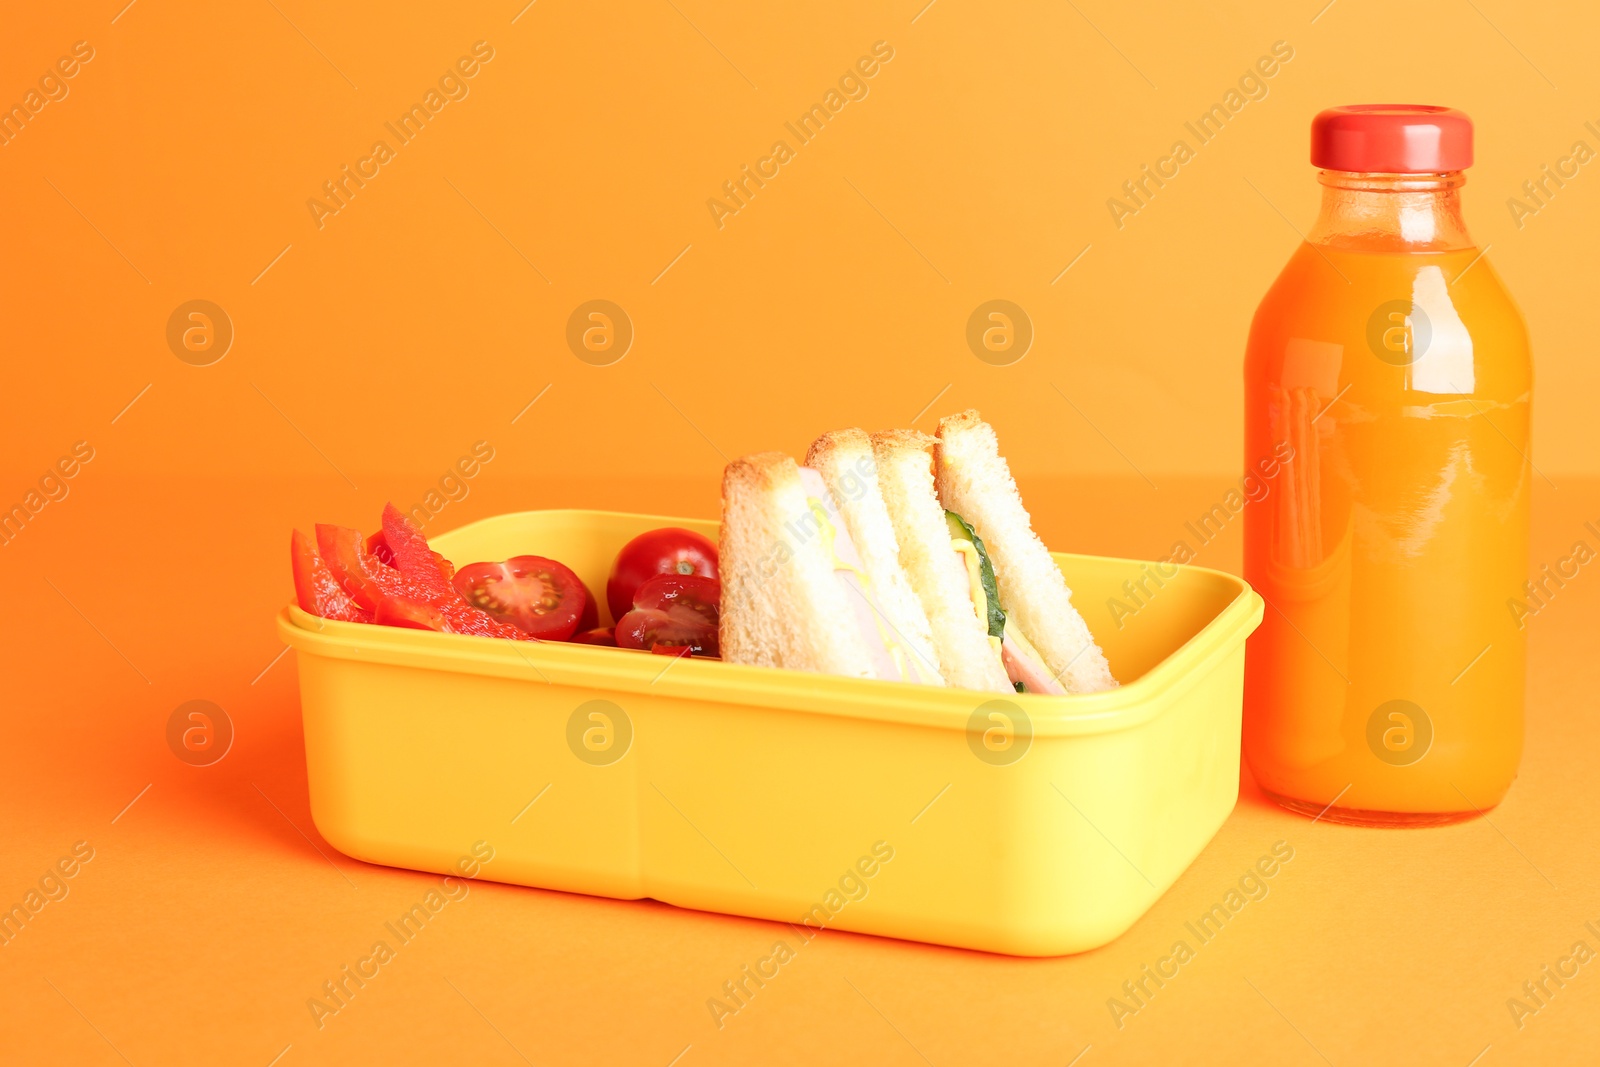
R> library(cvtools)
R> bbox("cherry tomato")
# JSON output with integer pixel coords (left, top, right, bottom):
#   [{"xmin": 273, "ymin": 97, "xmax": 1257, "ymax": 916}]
[
  {"xmin": 291, "ymin": 529, "xmax": 369, "ymax": 622},
  {"xmin": 615, "ymin": 574, "xmax": 720, "ymax": 656},
  {"xmin": 452, "ymin": 556, "xmax": 587, "ymax": 640},
  {"xmin": 651, "ymin": 644, "xmax": 693, "ymax": 658},
  {"xmin": 606, "ymin": 528, "xmax": 718, "ymax": 623},
  {"xmin": 571, "ymin": 627, "xmax": 618, "ymax": 647}
]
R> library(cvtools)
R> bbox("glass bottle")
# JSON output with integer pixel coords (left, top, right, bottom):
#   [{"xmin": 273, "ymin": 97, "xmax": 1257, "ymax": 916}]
[{"xmin": 1243, "ymin": 105, "xmax": 1531, "ymax": 827}]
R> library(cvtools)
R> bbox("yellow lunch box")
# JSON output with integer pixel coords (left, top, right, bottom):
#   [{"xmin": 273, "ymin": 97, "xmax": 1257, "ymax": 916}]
[{"xmin": 277, "ymin": 508, "xmax": 1263, "ymax": 956}]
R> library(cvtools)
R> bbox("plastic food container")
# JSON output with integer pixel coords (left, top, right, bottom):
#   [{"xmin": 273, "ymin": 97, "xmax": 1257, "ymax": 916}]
[{"xmin": 278, "ymin": 509, "xmax": 1263, "ymax": 957}]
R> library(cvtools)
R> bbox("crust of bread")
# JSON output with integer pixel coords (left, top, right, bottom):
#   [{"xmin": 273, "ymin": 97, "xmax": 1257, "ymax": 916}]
[
  {"xmin": 870, "ymin": 431, "xmax": 1012, "ymax": 694},
  {"xmin": 719, "ymin": 452, "xmax": 876, "ymax": 679},
  {"xmin": 871, "ymin": 428, "xmax": 937, "ymax": 455},
  {"xmin": 935, "ymin": 410, "xmax": 1117, "ymax": 693},
  {"xmin": 805, "ymin": 429, "xmax": 945, "ymax": 685}
]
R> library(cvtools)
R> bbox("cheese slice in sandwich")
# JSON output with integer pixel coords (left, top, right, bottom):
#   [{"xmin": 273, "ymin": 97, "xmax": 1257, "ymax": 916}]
[
  {"xmin": 719, "ymin": 451, "xmax": 941, "ymax": 683},
  {"xmin": 805, "ymin": 429, "xmax": 945, "ymax": 686},
  {"xmin": 871, "ymin": 430, "xmax": 1015, "ymax": 694},
  {"xmin": 935, "ymin": 410, "xmax": 1117, "ymax": 694}
]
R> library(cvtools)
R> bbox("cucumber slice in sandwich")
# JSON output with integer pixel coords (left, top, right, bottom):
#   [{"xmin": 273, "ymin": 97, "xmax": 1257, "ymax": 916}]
[
  {"xmin": 948, "ymin": 510, "xmax": 1042, "ymax": 693},
  {"xmin": 945, "ymin": 510, "xmax": 1005, "ymax": 640},
  {"xmin": 935, "ymin": 410, "xmax": 1117, "ymax": 694}
]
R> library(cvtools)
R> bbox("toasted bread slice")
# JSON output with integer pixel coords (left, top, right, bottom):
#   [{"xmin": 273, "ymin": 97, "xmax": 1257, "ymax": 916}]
[
  {"xmin": 805, "ymin": 429, "xmax": 945, "ymax": 685},
  {"xmin": 935, "ymin": 410, "xmax": 1116, "ymax": 694},
  {"xmin": 719, "ymin": 452, "xmax": 876, "ymax": 678},
  {"xmin": 871, "ymin": 430, "xmax": 1013, "ymax": 694}
]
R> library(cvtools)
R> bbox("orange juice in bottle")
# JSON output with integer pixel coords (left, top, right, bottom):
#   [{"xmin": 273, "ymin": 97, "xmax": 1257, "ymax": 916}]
[{"xmin": 1243, "ymin": 105, "xmax": 1531, "ymax": 826}]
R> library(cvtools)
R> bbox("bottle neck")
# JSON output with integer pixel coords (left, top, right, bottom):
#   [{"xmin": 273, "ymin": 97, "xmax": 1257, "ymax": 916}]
[{"xmin": 1305, "ymin": 170, "xmax": 1475, "ymax": 253}]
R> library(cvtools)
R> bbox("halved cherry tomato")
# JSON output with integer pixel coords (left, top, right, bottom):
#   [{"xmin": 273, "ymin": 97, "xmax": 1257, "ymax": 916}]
[
  {"xmin": 577, "ymin": 584, "xmax": 599, "ymax": 632},
  {"xmin": 651, "ymin": 644, "xmax": 693, "ymax": 658},
  {"xmin": 381, "ymin": 502, "xmax": 453, "ymax": 597},
  {"xmin": 615, "ymin": 574, "xmax": 720, "ymax": 656},
  {"xmin": 571, "ymin": 627, "xmax": 618, "ymax": 646},
  {"xmin": 607, "ymin": 528, "xmax": 719, "ymax": 623},
  {"xmin": 291, "ymin": 529, "xmax": 369, "ymax": 622},
  {"xmin": 452, "ymin": 556, "xmax": 587, "ymax": 640}
]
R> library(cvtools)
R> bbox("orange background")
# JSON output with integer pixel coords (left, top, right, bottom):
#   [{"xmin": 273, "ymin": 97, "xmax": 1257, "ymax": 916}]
[
  {"xmin": 4, "ymin": 1, "xmax": 1599, "ymax": 1064},
  {"xmin": 2, "ymin": 0, "xmax": 1598, "ymax": 488}
]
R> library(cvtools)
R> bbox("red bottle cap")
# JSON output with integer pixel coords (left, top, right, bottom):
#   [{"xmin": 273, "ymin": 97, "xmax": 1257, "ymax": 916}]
[{"xmin": 1310, "ymin": 104, "xmax": 1473, "ymax": 173}]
